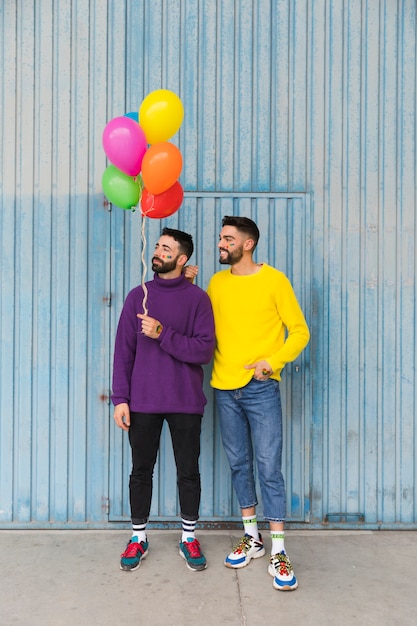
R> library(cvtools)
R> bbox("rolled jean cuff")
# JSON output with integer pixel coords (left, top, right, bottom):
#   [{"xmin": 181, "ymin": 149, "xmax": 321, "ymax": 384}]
[{"xmin": 238, "ymin": 500, "xmax": 258, "ymax": 510}]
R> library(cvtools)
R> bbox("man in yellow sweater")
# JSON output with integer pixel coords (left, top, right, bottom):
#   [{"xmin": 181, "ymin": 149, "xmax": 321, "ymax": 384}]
[{"xmin": 207, "ymin": 215, "xmax": 309, "ymax": 591}]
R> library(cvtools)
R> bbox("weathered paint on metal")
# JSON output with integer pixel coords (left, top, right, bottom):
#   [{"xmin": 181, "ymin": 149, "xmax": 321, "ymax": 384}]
[
  {"xmin": 0, "ymin": 0, "xmax": 415, "ymax": 528},
  {"xmin": 108, "ymin": 193, "xmax": 311, "ymax": 523}
]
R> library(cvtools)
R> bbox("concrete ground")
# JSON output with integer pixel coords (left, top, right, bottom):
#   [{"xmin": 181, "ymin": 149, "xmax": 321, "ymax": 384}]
[{"xmin": 0, "ymin": 529, "xmax": 415, "ymax": 626}]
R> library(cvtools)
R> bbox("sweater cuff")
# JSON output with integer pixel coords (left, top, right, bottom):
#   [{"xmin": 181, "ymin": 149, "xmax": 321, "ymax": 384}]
[{"xmin": 111, "ymin": 396, "xmax": 129, "ymax": 406}]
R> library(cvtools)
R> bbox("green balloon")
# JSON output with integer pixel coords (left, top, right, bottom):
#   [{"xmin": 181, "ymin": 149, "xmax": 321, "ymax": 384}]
[{"xmin": 102, "ymin": 164, "xmax": 141, "ymax": 210}]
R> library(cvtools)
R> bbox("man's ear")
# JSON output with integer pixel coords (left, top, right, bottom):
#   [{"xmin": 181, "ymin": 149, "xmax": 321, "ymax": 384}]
[
  {"xmin": 177, "ymin": 254, "xmax": 188, "ymax": 268},
  {"xmin": 243, "ymin": 238, "xmax": 255, "ymax": 252}
]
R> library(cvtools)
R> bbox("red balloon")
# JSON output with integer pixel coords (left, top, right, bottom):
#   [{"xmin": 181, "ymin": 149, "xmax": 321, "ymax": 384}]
[
  {"xmin": 140, "ymin": 182, "xmax": 184, "ymax": 219},
  {"xmin": 141, "ymin": 142, "xmax": 182, "ymax": 194}
]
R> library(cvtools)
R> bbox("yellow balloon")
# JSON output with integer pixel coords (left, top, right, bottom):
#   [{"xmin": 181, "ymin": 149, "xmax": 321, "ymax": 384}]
[{"xmin": 139, "ymin": 89, "xmax": 184, "ymax": 144}]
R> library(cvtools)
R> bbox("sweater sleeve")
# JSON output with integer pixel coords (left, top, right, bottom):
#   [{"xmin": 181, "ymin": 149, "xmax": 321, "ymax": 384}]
[
  {"xmin": 158, "ymin": 291, "xmax": 215, "ymax": 365},
  {"xmin": 111, "ymin": 290, "xmax": 138, "ymax": 406},
  {"xmin": 266, "ymin": 274, "xmax": 310, "ymax": 373}
]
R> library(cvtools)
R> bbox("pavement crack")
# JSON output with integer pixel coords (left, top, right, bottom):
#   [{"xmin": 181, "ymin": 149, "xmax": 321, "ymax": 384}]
[{"xmin": 234, "ymin": 569, "xmax": 247, "ymax": 626}]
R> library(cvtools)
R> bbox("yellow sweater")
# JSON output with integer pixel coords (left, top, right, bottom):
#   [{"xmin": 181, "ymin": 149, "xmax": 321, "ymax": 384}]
[{"xmin": 207, "ymin": 264, "xmax": 310, "ymax": 390}]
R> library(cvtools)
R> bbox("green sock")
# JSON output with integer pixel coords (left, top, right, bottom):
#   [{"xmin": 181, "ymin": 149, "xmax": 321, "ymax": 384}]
[
  {"xmin": 271, "ymin": 531, "xmax": 285, "ymax": 554},
  {"xmin": 242, "ymin": 515, "xmax": 259, "ymax": 540}
]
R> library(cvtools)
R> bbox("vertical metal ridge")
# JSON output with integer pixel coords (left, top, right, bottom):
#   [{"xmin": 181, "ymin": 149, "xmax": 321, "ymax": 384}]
[{"xmin": 0, "ymin": 0, "xmax": 416, "ymax": 528}]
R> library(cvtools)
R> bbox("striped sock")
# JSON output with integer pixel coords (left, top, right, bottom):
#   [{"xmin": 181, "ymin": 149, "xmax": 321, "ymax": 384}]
[
  {"xmin": 242, "ymin": 515, "xmax": 259, "ymax": 540},
  {"xmin": 271, "ymin": 531, "xmax": 285, "ymax": 555},
  {"xmin": 181, "ymin": 517, "xmax": 197, "ymax": 542},
  {"xmin": 132, "ymin": 521, "xmax": 147, "ymax": 543}
]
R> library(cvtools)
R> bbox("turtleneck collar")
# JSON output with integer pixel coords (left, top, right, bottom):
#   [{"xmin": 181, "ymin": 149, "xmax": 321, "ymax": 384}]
[{"xmin": 152, "ymin": 272, "xmax": 190, "ymax": 290}]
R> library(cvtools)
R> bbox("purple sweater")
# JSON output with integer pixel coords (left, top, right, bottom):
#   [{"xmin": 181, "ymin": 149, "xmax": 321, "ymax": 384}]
[{"xmin": 111, "ymin": 273, "xmax": 215, "ymax": 414}]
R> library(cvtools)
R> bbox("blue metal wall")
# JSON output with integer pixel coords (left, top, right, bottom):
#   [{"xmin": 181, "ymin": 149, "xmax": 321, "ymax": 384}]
[
  {"xmin": 0, "ymin": 0, "xmax": 416, "ymax": 528},
  {"xmin": 108, "ymin": 194, "xmax": 311, "ymax": 525}
]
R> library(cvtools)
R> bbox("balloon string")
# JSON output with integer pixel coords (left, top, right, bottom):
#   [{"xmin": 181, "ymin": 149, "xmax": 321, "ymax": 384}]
[
  {"xmin": 136, "ymin": 183, "xmax": 157, "ymax": 316},
  {"xmin": 141, "ymin": 215, "xmax": 148, "ymax": 315},
  {"xmin": 140, "ymin": 192, "xmax": 155, "ymax": 315}
]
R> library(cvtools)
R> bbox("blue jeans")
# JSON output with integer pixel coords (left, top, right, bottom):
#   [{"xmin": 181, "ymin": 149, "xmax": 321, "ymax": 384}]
[{"xmin": 215, "ymin": 378, "xmax": 286, "ymax": 522}]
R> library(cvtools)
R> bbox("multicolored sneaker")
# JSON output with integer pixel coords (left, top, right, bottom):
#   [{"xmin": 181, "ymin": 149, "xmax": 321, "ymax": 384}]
[
  {"xmin": 120, "ymin": 536, "xmax": 149, "ymax": 571},
  {"xmin": 224, "ymin": 533, "xmax": 266, "ymax": 568},
  {"xmin": 179, "ymin": 538, "xmax": 207, "ymax": 571},
  {"xmin": 268, "ymin": 551, "xmax": 298, "ymax": 590}
]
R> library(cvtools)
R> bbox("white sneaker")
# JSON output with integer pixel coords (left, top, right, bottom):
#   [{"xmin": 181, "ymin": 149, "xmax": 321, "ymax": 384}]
[
  {"xmin": 268, "ymin": 551, "xmax": 298, "ymax": 590},
  {"xmin": 224, "ymin": 533, "xmax": 265, "ymax": 568}
]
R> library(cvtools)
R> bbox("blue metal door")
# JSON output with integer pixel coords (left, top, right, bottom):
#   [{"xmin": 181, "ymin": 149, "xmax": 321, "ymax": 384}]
[{"xmin": 108, "ymin": 193, "xmax": 311, "ymax": 524}]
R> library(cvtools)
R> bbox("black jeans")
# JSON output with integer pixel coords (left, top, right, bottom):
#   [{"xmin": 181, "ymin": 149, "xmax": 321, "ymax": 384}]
[{"xmin": 128, "ymin": 412, "xmax": 202, "ymax": 524}]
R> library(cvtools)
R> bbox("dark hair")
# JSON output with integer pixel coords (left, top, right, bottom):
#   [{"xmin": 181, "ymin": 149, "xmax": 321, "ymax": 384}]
[
  {"xmin": 221, "ymin": 216, "xmax": 260, "ymax": 250},
  {"xmin": 161, "ymin": 227, "xmax": 194, "ymax": 260}
]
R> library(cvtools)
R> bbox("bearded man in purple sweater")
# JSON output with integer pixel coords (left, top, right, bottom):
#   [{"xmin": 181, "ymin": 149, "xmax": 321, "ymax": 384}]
[{"xmin": 112, "ymin": 227, "xmax": 215, "ymax": 572}]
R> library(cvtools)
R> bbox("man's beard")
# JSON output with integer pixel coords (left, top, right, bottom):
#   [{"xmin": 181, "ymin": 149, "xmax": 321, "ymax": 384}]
[
  {"xmin": 152, "ymin": 255, "xmax": 179, "ymax": 274},
  {"xmin": 218, "ymin": 246, "xmax": 244, "ymax": 265}
]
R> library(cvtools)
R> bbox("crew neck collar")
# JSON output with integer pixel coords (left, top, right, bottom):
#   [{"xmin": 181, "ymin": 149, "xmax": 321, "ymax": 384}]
[{"xmin": 229, "ymin": 263, "xmax": 265, "ymax": 277}]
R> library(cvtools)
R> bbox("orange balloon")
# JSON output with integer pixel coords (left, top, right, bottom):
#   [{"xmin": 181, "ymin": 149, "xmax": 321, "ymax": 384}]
[{"xmin": 141, "ymin": 142, "xmax": 183, "ymax": 195}]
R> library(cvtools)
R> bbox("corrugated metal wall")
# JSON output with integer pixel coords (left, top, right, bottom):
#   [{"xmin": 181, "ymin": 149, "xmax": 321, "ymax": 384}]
[
  {"xmin": 0, "ymin": 0, "xmax": 416, "ymax": 528},
  {"xmin": 0, "ymin": 0, "xmax": 110, "ymax": 525},
  {"xmin": 108, "ymin": 194, "xmax": 311, "ymax": 525}
]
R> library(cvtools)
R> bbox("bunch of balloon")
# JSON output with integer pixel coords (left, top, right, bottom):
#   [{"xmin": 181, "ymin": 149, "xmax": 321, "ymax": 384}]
[
  {"xmin": 101, "ymin": 89, "xmax": 184, "ymax": 218},
  {"xmin": 139, "ymin": 89, "xmax": 184, "ymax": 218}
]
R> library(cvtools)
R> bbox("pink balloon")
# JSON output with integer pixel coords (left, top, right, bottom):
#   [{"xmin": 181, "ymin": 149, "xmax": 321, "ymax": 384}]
[{"xmin": 102, "ymin": 117, "xmax": 147, "ymax": 176}]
